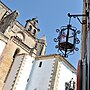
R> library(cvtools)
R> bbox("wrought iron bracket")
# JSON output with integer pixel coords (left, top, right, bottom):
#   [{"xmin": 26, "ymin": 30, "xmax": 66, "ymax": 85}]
[{"xmin": 68, "ymin": 12, "xmax": 89, "ymax": 24}]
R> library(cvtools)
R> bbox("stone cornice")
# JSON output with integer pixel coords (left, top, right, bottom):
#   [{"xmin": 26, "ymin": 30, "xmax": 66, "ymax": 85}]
[
  {"xmin": 0, "ymin": 1, "xmax": 11, "ymax": 12},
  {"xmin": 35, "ymin": 54, "xmax": 76, "ymax": 73},
  {"xmin": 23, "ymin": 30, "xmax": 36, "ymax": 40},
  {"xmin": 0, "ymin": 32, "xmax": 8, "ymax": 43},
  {"xmin": 11, "ymin": 36, "xmax": 36, "ymax": 55}
]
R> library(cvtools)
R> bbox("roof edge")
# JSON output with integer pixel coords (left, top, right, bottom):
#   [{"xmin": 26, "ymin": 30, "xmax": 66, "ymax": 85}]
[{"xmin": 35, "ymin": 54, "xmax": 77, "ymax": 72}]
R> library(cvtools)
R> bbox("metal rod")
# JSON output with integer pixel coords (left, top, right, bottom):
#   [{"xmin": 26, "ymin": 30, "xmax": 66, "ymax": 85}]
[{"xmin": 68, "ymin": 13, "xmax": 89, "ymax": 18}]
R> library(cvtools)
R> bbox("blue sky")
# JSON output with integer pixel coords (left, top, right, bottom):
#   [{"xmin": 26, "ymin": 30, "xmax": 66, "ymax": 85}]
[{"xmin": 2, "ymin": 0, "xmax": 83, "ymax": 68}]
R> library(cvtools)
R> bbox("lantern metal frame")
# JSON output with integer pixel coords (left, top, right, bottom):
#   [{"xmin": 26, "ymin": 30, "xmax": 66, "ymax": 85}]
[{"xmin": 54, "ymin": 24, "xmax": 80, "ymax": 57}]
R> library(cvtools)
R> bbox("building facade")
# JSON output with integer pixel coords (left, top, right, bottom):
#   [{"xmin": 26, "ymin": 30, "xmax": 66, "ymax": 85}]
[
  {"xmin": 26, "ymin": 54, "xmax": 76, "ymax": 90},
  {"xmin": 3, "ymin": 54, "xmax": 35, "ymax": 90},
  {"xmin": 0, "ymin": 1, "xmax": 47, "ymax": 90},
  {"xmin": 0, "ymin": 1, "xmax": 76, "ymax": 90}
]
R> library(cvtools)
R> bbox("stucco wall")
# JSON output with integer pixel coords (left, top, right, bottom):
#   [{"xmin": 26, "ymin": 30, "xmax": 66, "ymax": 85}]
[
  {"xmin": 26, "ymin": 58, "xmax": 56, "ymax": 90},
  {"xmin": 26, "ymin": 56, "xmax": 76, "ymax": 90},
  {"xmin": 3, "ymin": 54, "xmax": 34, "ymax": 90},
  {"xmin": 57, "ymin": 62, "xmax": 76, "ymax": 90}
]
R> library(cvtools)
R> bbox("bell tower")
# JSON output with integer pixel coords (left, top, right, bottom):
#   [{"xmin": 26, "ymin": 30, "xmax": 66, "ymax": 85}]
[{"xmin": 25, "ymin": 18, "xmax": 40, "ymax": 37}]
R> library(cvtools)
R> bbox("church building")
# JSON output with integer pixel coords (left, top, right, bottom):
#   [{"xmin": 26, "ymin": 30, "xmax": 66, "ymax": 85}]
[{"xmin": 0, "ymin": 1, "xmax": 76, "ymax": 90}]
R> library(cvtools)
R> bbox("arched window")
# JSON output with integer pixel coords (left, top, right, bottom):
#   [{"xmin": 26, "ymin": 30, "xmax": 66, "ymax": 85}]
[
  {"xmin": 16, "ymin": 32, "xmax": 25, "ymax": 41},
  {"xmin": 34, "ymin": 21, "xmax": 36, "ymax": 25},
  {"xmin": 33, "ymin": 29, "xmax": 36, "ymax": 35},
  {"xmin": 28, "ymin": 25, "xmax": 32, "ymax": 31},
  {"xmin": 13, "ymin": 48, "xmax": 20, "ymax": 59}
]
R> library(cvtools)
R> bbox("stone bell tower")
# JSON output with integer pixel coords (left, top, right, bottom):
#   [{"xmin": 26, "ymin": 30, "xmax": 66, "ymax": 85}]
[{"xmin": 25, "ymin": 18, "xmax": 40, "ymax": 38}]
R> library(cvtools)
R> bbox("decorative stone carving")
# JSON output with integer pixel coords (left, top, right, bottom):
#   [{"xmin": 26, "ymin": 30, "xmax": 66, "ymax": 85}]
[{"xmin": 0, "ymin": 10, "xmax": 19, "ymax": 33}]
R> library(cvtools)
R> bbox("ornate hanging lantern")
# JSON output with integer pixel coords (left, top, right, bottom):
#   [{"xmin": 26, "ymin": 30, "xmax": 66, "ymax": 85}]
[
  {"xmin": 54, "ymin": 24, "xmax": 80, "ymax": 57},
  {"xmin": 54, "ymin": 13, "xmax": 89, "ymax": 57}
]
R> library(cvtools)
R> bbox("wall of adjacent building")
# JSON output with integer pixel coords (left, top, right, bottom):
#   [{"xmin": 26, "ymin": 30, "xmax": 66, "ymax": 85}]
[
  {"xmin": 0, "ymin": 1, "xmax": 77, "ymax": 90},
  {"xmin": 26, "ymin": 58, "xmax": 57, "ymax": 90},
  {"xmin": 26, "ymin": 55, "xmax": 76, "ymax": 90},
  {"xmin": 3, "ymin": 54, "xmax": 34, "ymax": 90},
  {"xmin": 57, "ymin": 62, "xmax": 76, "ymax": 90},
  {"xmin": 0, "ymin": 38, "xmax": 29, "ymax": 89}
]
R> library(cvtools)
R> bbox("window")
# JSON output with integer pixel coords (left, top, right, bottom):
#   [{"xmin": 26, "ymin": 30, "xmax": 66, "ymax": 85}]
[
  {"xmin": 34, "ymin": 21, "xmax": 36, "ymax": 25},
  {"xmin": 28, "ymin": 25, "xmax": 32, "ymax": 31},
  {"xmin": 39, "ymin": 62, "xmax": 42, "ymax": 67},
  {"xmin": 16, "ymin": 31, "xmax": 25, "ymax": 42},
  {"xmin": 13, "ymin": 48, "xmax": 20, "ymax": 59},
  {"xmin": 33, "ymin": 29, "xmax": 36, "ymax": 35}
]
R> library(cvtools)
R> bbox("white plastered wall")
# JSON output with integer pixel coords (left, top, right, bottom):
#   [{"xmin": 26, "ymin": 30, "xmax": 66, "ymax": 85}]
[
  {"xmin": 3, "ymin": 54, "xmax": 34, "ymax": 90},
  {"xmin": 26, "ymin": 58, "xmax": 56, "ymax": 90},
  {"xmin": 0, "ymin": 40, "xmax": 6, "ymax": 56},
  {"xmin": 57, "ymin": 62, "xmax": 76, "ymax": 90},
  {"xmin": 26, "ymin": 57, "xmax": 76, "ymax": 90}
]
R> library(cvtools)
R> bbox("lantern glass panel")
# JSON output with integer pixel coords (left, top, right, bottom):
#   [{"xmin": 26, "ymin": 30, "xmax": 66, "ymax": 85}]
[
  {"xmin": 68, "ymin": 29, "xmax": 75, "ymax": 44},
  {"xmin": 60, "ymin": 30, "xmax": 67, "ymax": 43},
  {"xmin": 68, "ymin": 37, "xmax": 74, "ymax": 44},
  {"xmin": 69, "ymin": 29, "xmax": 75, "ymax": 37}
]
